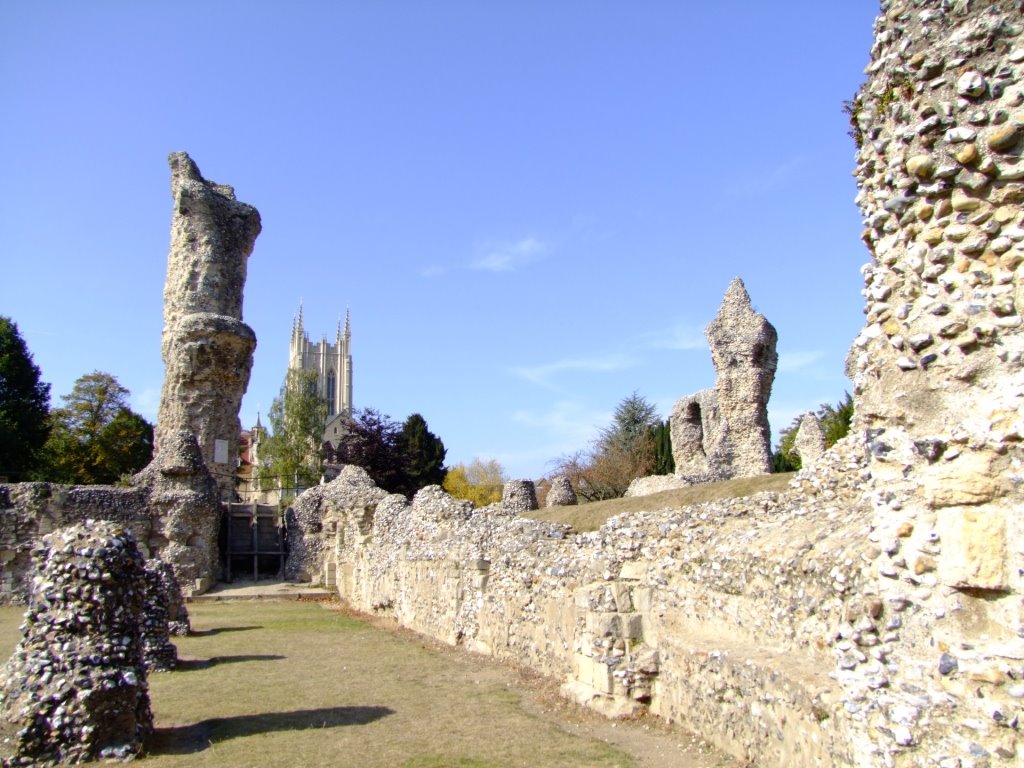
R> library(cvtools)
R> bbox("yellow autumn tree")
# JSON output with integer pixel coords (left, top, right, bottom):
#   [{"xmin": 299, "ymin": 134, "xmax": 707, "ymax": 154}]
[{"xmin": 442, "ymin": 457, "xmax": 506, "ymax": 507}]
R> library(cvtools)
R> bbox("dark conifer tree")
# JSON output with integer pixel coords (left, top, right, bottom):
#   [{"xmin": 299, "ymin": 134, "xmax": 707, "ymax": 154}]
[{"xmin": 0, "ymin": 317, "xmax": 51, "ymax": 481}]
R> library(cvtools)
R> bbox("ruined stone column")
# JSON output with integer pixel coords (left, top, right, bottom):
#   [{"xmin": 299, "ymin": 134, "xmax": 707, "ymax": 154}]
[
  {"xmin": 668, "ymin": 278, "xmax": 777, "ymax": 481},
  {"xmin": 837, "ymin": 4, "xmax": 1023, "ymax": 760},
  {"xmin": 849, "ymin": 1, "xmax": 1024, "ymax": 590},
  {"xmin": 793, "ymin": 412, "xmax": 825, "ymax": 469},
  {"xmin": 705, "ymin": 277, "xmax": 778, "ymax": 476},
  {"xmin": 155, "ymin": 152, "xmax": 261, "ymax": 500}
]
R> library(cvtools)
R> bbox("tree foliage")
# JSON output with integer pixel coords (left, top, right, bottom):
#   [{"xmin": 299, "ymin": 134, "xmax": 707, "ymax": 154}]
[
  {"xmin": 397, "ymin": 413, "xmax": 447, "ymax": 493},
  {"xmin": 551, "ymin": 392, "xmax": 661, "ymax": 502},
  {"xmin": 0, "ymin": 317, "xmax": 51, "ymax": 480},
  {"xmin": 443, "ymin": 458, "xmax": 506, "ymax": 507},
  {"xmin": 332, "ymin": 407, "xmax": 405, "ymax": 493},
  {"xmin": 598, "ymin": 391, "xmax": 659, "ymax": 455},
  {"xmin": 258, "ymin": 368, "xmax": 328, "ymax": 489},
  {"xmin": 329, "ymin": 409, "xmax": 448, "ymax": 497},
  {"xmin": 772, "ymin": 393, "xmax": 854, "ymax": 472},
  {"xmin": 38, "ymin": 371, "xmax": 153, "ymax": 484},
  {"xmin": 651, "ymin": 419, "xmax": 675, "ymax": 476}
]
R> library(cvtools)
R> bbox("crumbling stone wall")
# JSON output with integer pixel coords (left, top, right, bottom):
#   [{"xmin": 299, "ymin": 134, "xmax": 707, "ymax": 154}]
[
  {"xmin": 831, "ymin": 0, "xmax": 1024, "ymax": 762},
  {"xmin": 157, "ymin": 152, "xmax": 261, "ymax": 500},
  {"xmin": 294, "ymin": 466, "xmax": 869, "ymax": 765},
  {"xmin": 669, "ymin": 278, "xmax": 778, "ymax": 481},
  {"xmin": 0, "ymin": 522, "xmax": 152, "ymax": 765},
  {"xmin": 1, "ymin": 153, "xmax": 256, "ymax": 599},
  {"xmin": 0, "ymin": 431, "xmax": 221, "ymax": 603}
]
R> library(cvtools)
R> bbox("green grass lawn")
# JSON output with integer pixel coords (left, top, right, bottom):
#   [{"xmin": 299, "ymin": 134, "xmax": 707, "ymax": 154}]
[
  {"xmin": 0, "ymin": 601, "xmax": 636, "ymax": 768},
  {"xmin": 527, "ymin": 472, "xmax": 795, "ymax": 532}
]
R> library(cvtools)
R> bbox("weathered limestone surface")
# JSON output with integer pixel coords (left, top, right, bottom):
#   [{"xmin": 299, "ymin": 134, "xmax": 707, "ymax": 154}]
[
  {"xmin": 0, "ymin": 154, "xmax": 258, "ymax": 600},
  {"xmin": 794, "ymin": 412, "xmax": 826, "ymax": 468},
  {"xmin": 624, "ymin": 473, "xmax": 691, "ymax": 496},
  {"xmin": 669, "ymin": 279, "xmax": 777, "ymax": 481},
  {"xmin": 832, "ymin": 1, "xmax": 1024, "ymax": 761},
  {"xmin": 0, "ymin": 522, "xmax": 152, "ymax": 765},
  {"xmin": 705, "ymin": 277, "xmax": 778, "ymax": 474},
  {"xmin": 284, "ymin": 465, "xmax": 393, "ymax": 584},
  {"xmin": 157, "ymin": 152, "xmax": 260, "ymax": 499}
]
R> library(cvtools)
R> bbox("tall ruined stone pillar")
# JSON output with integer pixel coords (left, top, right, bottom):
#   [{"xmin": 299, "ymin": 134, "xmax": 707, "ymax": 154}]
[
  {"xmin": 669, "ymin": 278, "xmax": 777, "ymax": 480},
  {"xmin": 155, "ymin": 153, "xmax": 261, "ymax": 500},
  {"xmin": 838, "ymin": 7, "xmax": 1024, "ymax": 760},
  {"xmin": 849, "ymin": 1, "xmax": 1023, "ymax": 596}
]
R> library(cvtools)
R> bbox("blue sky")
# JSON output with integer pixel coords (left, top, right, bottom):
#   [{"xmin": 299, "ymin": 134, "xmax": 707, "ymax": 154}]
[{"xmin": 1, "ymin": 1, "xmax": 877, "ymax": 480}]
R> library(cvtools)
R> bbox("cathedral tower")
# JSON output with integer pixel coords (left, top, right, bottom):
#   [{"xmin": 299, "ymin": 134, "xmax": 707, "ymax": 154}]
[{"xmin": 288, "ymin": 304, "xmax": 353, "ymax": 445}]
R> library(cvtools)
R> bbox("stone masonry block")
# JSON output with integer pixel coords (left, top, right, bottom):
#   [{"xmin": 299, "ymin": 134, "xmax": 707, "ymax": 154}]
[{"xmin": 937, "ymin": 507, "xmax": 1008, "ymax": 591}]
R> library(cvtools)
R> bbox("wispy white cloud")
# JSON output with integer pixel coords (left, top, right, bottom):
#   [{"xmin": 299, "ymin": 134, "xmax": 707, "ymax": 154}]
[
  {"xmin": 419, "ymin": 264, "xmax": 447, "ymax": 278},
  {"xmin": 724, "ymin": 155, "xmax": 807, "ymax": 197},
  {"xmin": 505, "ymin": 400, "xmax": 610, "ymax": 470},
  {"xmin": 511, "ymin": 353, "xmax": 637, "ymax": 390},
  {"xmin": 638, "ymin": 323, "xmax": 706, "ymax": 351},
  {"xmin": 470, "ymin": 237, "xmax": 545, "ymax": 272},
  {"xmin": 777, "ymin": 349, "xmax": 824, "ymax": 373}
]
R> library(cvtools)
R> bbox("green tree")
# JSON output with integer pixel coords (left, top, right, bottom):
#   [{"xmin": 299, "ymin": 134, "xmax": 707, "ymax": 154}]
[
  {"xmin": 443, "ymin": 458, "xmax": 506, "ymax": 507},
  {"xmin": 38, "ymin": 371, "xmax": 153, "ymax": 484},
  {"xmin": 598, "ymin": 391, "xmax": 659, "ymax": 455},
  {"xmin": 95, "ymin": 409, "xmax": 154, "ymax": 483},
  {"xmin": 332, "ymin": 407, "xmax": 406, "ymax": 493},
  {"xmin": 0, "ymin": 317, "xmax": 51, "ymax": 481},
  {"xmin": 397, "ymin": 413, "xmax": 447, "ymax": 494},
  {"xmin": 772, "ymin": 393, "xmax": 854, "ymax": 472},
  {"xmin": 650, "ymin": 419, "xmax": 675, "ymax": 476},
  {"xmin": 258, "ymin": 369, "xmax": 328, "ymax": 490},
  {"xmin": 552, "ymin": 392, "xmax": 660, "ymax": 501}
]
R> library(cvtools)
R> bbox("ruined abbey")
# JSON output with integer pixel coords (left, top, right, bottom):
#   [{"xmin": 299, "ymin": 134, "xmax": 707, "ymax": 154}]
[{"xmin": 1, "ymin": 1, "xmax": 1023, "ymax": 765}]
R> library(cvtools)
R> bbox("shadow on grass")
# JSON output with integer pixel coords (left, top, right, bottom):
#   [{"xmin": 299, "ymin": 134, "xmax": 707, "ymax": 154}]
[
  {"xmin": 147, "ymin": 706, "xmax": 395, "ymax": 755},
  {"xmin": 189, "ymin": 625, "xmax": 263, "ymax": 637},
  {"xmin": 175, "ymin": 654, "xmax": 286, "ymax": 671}
]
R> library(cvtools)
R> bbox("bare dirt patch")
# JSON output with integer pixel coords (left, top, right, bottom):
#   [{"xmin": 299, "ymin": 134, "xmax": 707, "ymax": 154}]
[{"xmin": 0, "ymin": 602, "xmax": 737, "ymax": 767}]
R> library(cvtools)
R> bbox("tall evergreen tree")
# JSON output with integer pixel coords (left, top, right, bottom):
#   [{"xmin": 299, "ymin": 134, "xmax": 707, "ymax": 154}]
[
  {"xmin": 0, "ymin": 316, "xmax": 51, "ymax": 480},
  {"xmin": 650, "ymin": 419, "xmax": 675, "ymax": 476},
  {"xmin": 553, "ymin": 392, "xmax": 661, "ymax": 501},
  {"xmin": 398, "ymin": 413, "xmax": 447, "ymax": 494},
  {"xmin": 598, "ymin": 391, "xmax": 659, "ymax": 454}
]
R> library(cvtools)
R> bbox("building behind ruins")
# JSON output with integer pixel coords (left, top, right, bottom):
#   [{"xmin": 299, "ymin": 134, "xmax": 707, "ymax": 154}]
[{"xmin": 289, "ymin": 305, "xmax": 354, "ymax": 446}]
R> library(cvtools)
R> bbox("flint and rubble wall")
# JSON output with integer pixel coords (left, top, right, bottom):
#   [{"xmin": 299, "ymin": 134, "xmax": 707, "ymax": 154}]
[
  {"xmin": 0, "ymin": 483, "xmax": 155, "ymax": 604},
  {"xmin": 0, "ymin": 433, "xmax": 223, "ymax": 603},
  {"xmin": 296, "ymin": 462, "xmax": 879, "ymax": 766}
]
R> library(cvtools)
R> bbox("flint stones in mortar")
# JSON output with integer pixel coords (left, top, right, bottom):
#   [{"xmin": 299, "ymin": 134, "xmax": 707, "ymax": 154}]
[{"xmin": 0, "ymin": 521, "xmax": 152, "ymax": 765}]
